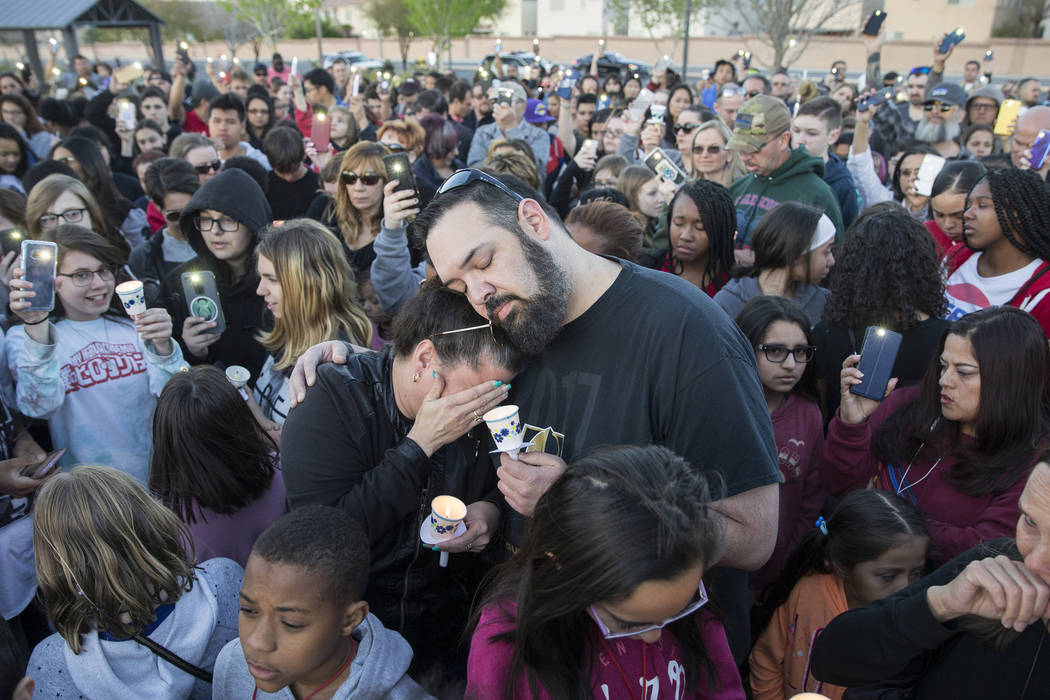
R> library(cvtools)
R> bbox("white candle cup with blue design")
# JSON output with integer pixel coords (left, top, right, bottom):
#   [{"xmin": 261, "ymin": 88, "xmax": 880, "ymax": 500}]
[
  {"xmin": 115, "ymin": 280, "xmax": 147, "ymax": 319},
  {"xmin": 484, "ymin": 404, "xmax": 524, "ymax": 460},
  {"xmin": 225, "ymin": 365, "xmax": 251, "ymax": 400}
]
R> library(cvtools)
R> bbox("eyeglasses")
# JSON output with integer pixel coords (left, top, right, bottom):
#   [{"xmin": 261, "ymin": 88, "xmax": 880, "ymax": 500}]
[
  {"xmin": 163, "ymin": 208, "xmax": 183, "ymax": 223},
  {"xmin": 193, "ymin": 160, "xmax": 221, "ymax": 175},
  {"xmin": 674, "ymin": 122, "xmax": 702, "ymax": 135},
  {"xmin": 437, "ymin": 168, "xmax": 524, "ymax": 203},
  {"xmin": 924, "ymin": 103, "xmax": 954, "ymax": 113},
  {"xmin": 341, "ymin": 171, "xmax": 382, "ymax": 186},
  {"xmin": 247, "ymin": 108, "xmax": 270, "ymax": 116},
  {"xmin": 384, "ymin": 142, "xmax": 406, "ymax": 153},
  {"xmin": 589, "ymin": 581, "xmax": 708, "ymax": 640},
  {"xmin": 909, "ymin": 66, "xmax": 932, "ymax": 76},
  {"xmin": 53, "ymin": 155, "xmax": 77, "ymax": 165},
  {"xmin": 57, "ymin": 267, "xmax": 115, "ymax": 287},
  {"xmin": 692, "ymin": 144, "xmax": 723, "ymax": 155},
  {"xmin": 38, "ymin": 207, "xmax": 87, "ymax": 229},
  {"xmin": 434, "ymin": 321, "xmax": 501, "ymax": 345},
  {"xmin": 758, "ymin": 343, "xmax": 816, "ymax": 363},
  {"xmin": 970, "ymin": 101, "xmax": 998, "ymax": 111},
  {"xmin": 603, "ymin": 128, "xmax": 623, "ymax": 139},
  {"xmin": 198, "ymin": 215, "xmax": 240, "ymax": 232},
  {"xmin": 720, "ymin": 86, "xmax": 747, "ymax": 98}
]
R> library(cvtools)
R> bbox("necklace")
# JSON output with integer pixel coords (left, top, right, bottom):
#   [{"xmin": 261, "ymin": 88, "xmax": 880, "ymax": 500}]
[
  {"xmin": 598, "ymin": 636, "xmax": 647, "ymax": 700},
  {"xmin": 1018, "ymin": 622, "xmax": 1048, "ymax": 699},
  {"xmin": 251, "ymin": 637, "xmax": 356, "ymax": 700}
]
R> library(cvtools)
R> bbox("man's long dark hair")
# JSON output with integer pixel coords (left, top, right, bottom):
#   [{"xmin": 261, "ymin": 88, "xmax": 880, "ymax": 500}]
[
  {"xmin": 470, "ymin": 445, "xmax": 725, "ymax": 698},
  {"xmin": 872, "ymin": 307, "xmax": 1050, "ymax": 496}
]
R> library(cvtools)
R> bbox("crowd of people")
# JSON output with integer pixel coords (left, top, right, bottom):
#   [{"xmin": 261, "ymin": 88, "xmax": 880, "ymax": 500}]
[{"xmin": 1, "ymin": 25, "xmax": 1050, "ymax": 700}]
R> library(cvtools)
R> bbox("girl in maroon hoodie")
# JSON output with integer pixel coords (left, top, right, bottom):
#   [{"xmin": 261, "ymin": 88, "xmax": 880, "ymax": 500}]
[
  {"xmin": 824, "ymin": 306, "xmax": 1050, "ymax": 564},
  {"xmin": 466, "ymin": 445, "xmax": 744, "ymax": 700}
]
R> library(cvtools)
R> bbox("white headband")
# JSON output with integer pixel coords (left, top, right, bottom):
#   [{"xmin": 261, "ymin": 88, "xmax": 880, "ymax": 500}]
[{"xmin": 808, "ymin": 214, "xmax": 836, "ymax": 252}]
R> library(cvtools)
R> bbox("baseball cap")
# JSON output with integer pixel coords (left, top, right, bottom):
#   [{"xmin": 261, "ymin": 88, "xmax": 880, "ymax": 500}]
[
  {"xmin": 966, "ymin": 84, "xmax": 1004, "ymax": 109},
  {"xmin": 523, "ymin": 98, "xmax": 555, "ymax": 124},
  {"xmin": 190, "ymin": 79, "xmax": 220, "ymax": 106},
  {"xmin": 925, "ymin": 82, "xmax": 967, "ymax": 107},
  {"xmin": 728, "ymin": 95, "xmax": 791, "ymax": 154}
]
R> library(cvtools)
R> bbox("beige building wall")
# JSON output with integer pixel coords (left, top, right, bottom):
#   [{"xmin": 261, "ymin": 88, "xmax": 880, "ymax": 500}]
[{"xmin": 881, "ymin": 0, "xmax": 998, "ymax": 44}]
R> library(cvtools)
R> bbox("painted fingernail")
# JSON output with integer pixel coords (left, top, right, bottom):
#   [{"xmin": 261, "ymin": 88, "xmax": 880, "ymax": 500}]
[
  {"xmin": 493, "ymin": 380, "xmax": 502, "ymax": 387},
  {"xmin": 504, "ymin": 383, "xmax": 511, "ymax": 391},
  {"xmin": 431, "ymin": 546, "xmax": 440, "ymax": 551},
  {"xmin": 432, "ymin": 369, "xmax": 436, "ymax": 379}
]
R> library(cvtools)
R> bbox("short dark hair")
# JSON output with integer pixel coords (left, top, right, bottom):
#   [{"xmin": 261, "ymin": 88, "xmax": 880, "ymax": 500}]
[
  {"xmin": 744, "ymin": 201, "xmax": 824, "ymax": 282},
  {"xmin": 139, "ymin": 86, "xmax": 168, "ymax": 104},
  {"xmin": 220, "ymin": 156, "xmax": 268, "ymax": 194},
  {"xmin": 796, "ymin": 96, "xmax": 843, "ymax": 133},
  {"xmin": 208, "ymin": 92, "xmax": 245, "ymax": 121},
  {"xmin": 303, "ymin": 68, "xmax": 335, "ymax": 96},
  {"xmin": 391, "ymin": 280, "xmax": 524, "ymax": 372},
  {"xmin": 449, "ymin": 80, "xmax": 471, "ymax": 104},
  {"xmin": 965, "ymin": 60, "xmax": 981, "ymax": 70},
  {"xmin": 435, "ymin": 75, "xmax": 454, "ymax": 95},
  {"xmin": 144, "ymin": 157, "xmax": 200, "ymax": 208},
  {"xmin": 415, "ymin": 89, "xmax": 448, "ymax": 115},
  {"xmin": 576, "ymin": 93, "xmax": 598, "ymax": 107},
  {"xmin": 73, "ymin": 54, "xmax": 88, "ymax": 63},
  {"xmin": 253, "ymin": 506, "xmax": 370, "ymax": 605},
  {"xmin": 263, "ymin": 125, "xmax": 305, "ymax": 173},
  {"xmin": 743, "ymin": 74, "xmax": 771, "ymax": 93},
  {"xmin": 0, "ymin": 188, "xmax": 26, "ymax": 228}
]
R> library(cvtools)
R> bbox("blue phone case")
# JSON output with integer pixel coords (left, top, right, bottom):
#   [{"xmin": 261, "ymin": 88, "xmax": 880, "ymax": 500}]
[{"xmin": 850, "ymin": 326, "xmax": 903, "ymax": 401}]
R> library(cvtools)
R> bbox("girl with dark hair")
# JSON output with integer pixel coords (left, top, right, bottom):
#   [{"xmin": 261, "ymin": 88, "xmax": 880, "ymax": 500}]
[
  {"xmin": 327, "ymin": 105, "xmax": 358, "ymax": 152},
  {"xmin": 6, "ymin": 225, "xmax": 186, "ymax": 484},
  {"xmin": 132, "ymin": 119, "xmax": 166, "ymax": 155},
  {"xmin": 927, "ymin": 160, "xmax": 985, "ymax": 258},
  {"xmin": 944, "ymin": 168, "xmax": 1050, "ymax": 336},
  {"xmin": 0, "ymin": 94, "xmax": 52, "ymax": 160},
  {"xmin": 714, "ymin": 201, "xmax": 835, "ymax": 326},
  {"xmin": 962, "ymin": 123, "xmax": 996, "ymax": 157},
  {"xmin": 647, "ymin": 179, "xmax": 735, "ymax": 296},
  {"xmin": 281, "ymin": 281, "xmax": 523, "ymax": 681},
  {"xmin": 823, "ymin": 306, "xmax": 1050, "ymax": 564},
  {"xmin": 890, "ymin": 143, "xmax": 941, "ymax": 220},
  {"xmin": 814, "ymin": 203, "xmax": 951, "ymax": 420},
  {"xmin": 664, "ymin": 83, "xmax": 695, "ymax": 147},
  {"xmin": 735, "ymin": 296, "xmax": 825, "ymax": 595},
  {"xmin": 0, "ymin": 123, "xmax": 31, "ymax": 192},
  {"xmin": 467, "ymin": 444, "xmax": 742, "ymax": 699},
  {"xmin": 149, "ymin": 365, "xmax": 284, "ymax": 566},
  {"xmin": 50, "ymin": 136, "xmax": 147, "ymax": 249},
  {"xmin": 244, "ymin": 91, "xmax": 275, "ymax": 151},
  {"xmin": 750, "ymin": 489, "xmax": 930, "ymax": 700},
  {"xmin": 413, "ymin": 112, "xmax": 463, "ymax": 206}
]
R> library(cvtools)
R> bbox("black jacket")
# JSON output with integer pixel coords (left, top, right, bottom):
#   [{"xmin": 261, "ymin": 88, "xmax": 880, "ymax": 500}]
[
  {"xmin": 281, "ymin": 347, "xmax": 500, "ymax": 669},
  {"xmin": 166, "ymin": 169, "xmax": 272, "ymax": 377}
]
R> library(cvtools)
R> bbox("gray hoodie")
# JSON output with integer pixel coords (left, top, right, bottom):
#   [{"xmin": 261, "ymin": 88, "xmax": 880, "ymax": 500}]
[
  {"xmin": 211, "ymin": 613, "xmax": 433, "ymax": 699},
  {"xmin": 713, "ymin": 276, "xmax": 830, "ymax": 327}
]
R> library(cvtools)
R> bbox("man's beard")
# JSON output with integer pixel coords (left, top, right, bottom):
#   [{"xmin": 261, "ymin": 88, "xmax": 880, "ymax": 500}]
[
  {"xmin": 915, "ymin": 117, "xmax": 961, "ymax": 144},
  {"xmin": 484, "ymin": 234, "xmax": 572, "ymax": 355}
]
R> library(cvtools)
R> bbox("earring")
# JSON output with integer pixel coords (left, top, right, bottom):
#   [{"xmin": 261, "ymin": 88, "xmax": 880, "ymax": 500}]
[{"xmin": 412, "ymin": 372, "xmax": 421, "ymax": 383}]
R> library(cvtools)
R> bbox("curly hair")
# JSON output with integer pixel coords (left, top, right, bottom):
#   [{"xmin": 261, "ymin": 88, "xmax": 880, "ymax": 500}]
[
  {"xmin": 822, "ymin": 202, "xmax": 947, "ymax": 331},
  {"xmin": 983, "ymin": 167, "xmax": 1050, "ymax": 260}
]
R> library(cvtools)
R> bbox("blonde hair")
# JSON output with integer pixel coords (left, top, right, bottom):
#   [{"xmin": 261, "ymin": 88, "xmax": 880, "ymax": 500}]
[
  {"xmin": 690, "ymin": 119, "xmax": 747, "ymax": 187},
  {"xmin": 33, "ymin": 466, "xmax": 196, "ymax": 654},
  {"xmin": 25, "ymin": 174, "xmax": 107, "ymax": 240},
  {"xmin": 376, "ymin": 119, "xmax": 424, "ymax": 154},
  {"xmin": 256, "ymin": 219, "xmax": 372, "ymax": 368},
  {"xmin": 334, "ymin": 141, "xmax": 388, "ymax": 245},
  {"xmin": 483, "ymin": 150, "xmax": 540, "ymax": 189}
]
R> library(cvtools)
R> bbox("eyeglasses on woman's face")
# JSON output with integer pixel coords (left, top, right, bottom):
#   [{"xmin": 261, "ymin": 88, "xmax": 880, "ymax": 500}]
[
  {"xmin": 39, "ymin": 207, "xmax": 87, "ymax": 230},
  {"xmin": 58, "ymin": 266, "xmax": 115, "ymax": 287},
  {"xmin": 757, "ymin": 343, "xmax": 816, "ymax": 363},
  {"xmin": 197, "ymin": 214, "xmax": 240, "ymax": 232}
]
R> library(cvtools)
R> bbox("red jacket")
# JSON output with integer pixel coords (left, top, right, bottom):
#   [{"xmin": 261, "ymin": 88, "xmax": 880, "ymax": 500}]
[
  {"xmin": 925, "ymin": 220, "xmax": 962, "ymax": 261},
  {"xmin": 822, "ymin": 387, "xmax": 1030, "ymax": 564},
  {"xmin": 945, "ymin": 246, "xmax": 1050, "ymax": 337}
]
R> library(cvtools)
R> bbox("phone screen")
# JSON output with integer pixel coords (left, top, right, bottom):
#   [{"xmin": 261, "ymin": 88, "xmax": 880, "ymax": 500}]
[
  {"xmin": 0, "ymin": 228, "xmax": 24, "ymax": 258},
  {"xmin": 311, "ymin": 111, "xmax": 331, "ymax": 153}
]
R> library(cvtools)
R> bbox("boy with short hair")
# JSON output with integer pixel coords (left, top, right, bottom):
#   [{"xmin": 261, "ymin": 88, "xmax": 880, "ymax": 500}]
[
  {"xmin": 791, "ymin": 96, "xmax": 861, "ymax": 227},
  {"xmin": 211, "ymin": 506, "xmax": 432, "ymax": 699}
]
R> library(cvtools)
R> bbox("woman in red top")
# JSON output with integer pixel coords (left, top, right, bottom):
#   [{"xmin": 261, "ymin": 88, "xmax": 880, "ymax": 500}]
[
  {"xmin": 822, "ymin": 306, "xmax": 1050, "ymax": 564},
  {"xmin": 654, "ymin": 180, "xmax": 735, "ymax": 297},
  {"xmin": 926, "ymin": 160, "xmax": 985, "ymax": 260}
]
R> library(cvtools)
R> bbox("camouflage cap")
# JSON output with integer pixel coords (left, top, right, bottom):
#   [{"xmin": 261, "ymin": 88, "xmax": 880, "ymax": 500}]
[{"xmin": 728, "ymin": 95, "xmax": 792, "ymax": 154}]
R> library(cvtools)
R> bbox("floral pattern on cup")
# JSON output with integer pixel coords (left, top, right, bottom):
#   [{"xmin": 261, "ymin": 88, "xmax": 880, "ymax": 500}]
[{"xmin": 492, "ymin": 419, "xmax": 520, "ymax": 445}]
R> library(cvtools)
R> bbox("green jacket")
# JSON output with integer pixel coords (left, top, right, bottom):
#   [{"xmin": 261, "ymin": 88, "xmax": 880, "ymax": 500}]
[{"xmin": 728, "ymin": 148, "xmax": 845, "ymax": 249}]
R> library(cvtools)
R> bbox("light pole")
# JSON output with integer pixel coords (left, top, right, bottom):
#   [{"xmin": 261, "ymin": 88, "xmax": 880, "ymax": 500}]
[{"xmin": 681, "ymin": 0, "xmax": 692, "ymax": 80}]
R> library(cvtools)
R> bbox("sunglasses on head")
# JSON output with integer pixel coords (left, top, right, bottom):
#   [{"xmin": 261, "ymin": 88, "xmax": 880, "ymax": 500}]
[
  {"xmin": 341, "ymin": 170, "xmax": 382, "ymax": 186},
  {"xmin": 924, "ymin": 103, "xmax": 954, "ymax": 113},
  {"xmin": 436, "ymin": 168, "xmax": 525, "ymax": 203},
  {"xmin": 194, "ymin": 160, "xmax": 221, "ymax": 175},
  {"xmin": 909, "ymin": 66, "xmax": 932, "ymax": 76}
]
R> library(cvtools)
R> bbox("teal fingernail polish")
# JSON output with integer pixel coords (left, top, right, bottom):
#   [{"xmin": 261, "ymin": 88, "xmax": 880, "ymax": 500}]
[
  {"xmin": 493, "ymin": 380, "xmax": 502, "ymax": 387},
  {"xmin": 431, "ymin": 369, "xmax": 436, "ymax": 379},
  {"xmin": 431, "ymin": 546, "xmax": 440, "ymax": 551}
]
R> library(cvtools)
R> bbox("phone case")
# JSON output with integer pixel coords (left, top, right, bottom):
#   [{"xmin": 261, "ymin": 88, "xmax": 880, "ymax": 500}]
[
  {"xmin": 118, "ymin": 101, "xmax": 136, "ymax": 130},
  {"xmin": 181, "ymin": 270, "xmax": 226, "ymax": 335},
  {"xmin": 939, "ymin": 29, "xmax": 965, "ymax": 55},
  {"xmin": 851, "ymin": 327, "xmax": 903, "ymax": 401},
  {"xmin": 383, "ymin": 153, "xmax": 416, "ymax": 194},
  {"xmin": 643, "ymin": 148, "xmax": 687, "ymax": 186},
  {"xmin": 994, "ymin": 99, "xmax": 1022, "ymax": 136},
  {"xmin": 628, "ymin": 89, "xmax": 654, "ymax": 122},
  {"xmin": 914, "ymin": 154, "xmax": 946, "ymax": 197},
  {"xmin": 0, "ymin": 228, "xmax": 24, "ymax": 258},
  {"xmin": 311, "ymin": 111, "xmax": 331, "ymax": 152},
  {"xmin": 22, "ymin": 240, "xmax": 56, "ymax": 313},
  {"xmin": 1029, "ymin": 130, "xmax": 1050, "ymax": 170},
  {"xmin": 862, "ymin": 11, "xmax": 886, "ymax": 36},
  {"xmin": 21, "ymin": 448, "xmax": 66, "ymax": 477}
]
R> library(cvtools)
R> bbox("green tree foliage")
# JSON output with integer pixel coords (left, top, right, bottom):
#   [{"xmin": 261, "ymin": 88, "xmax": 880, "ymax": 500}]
[
  {"xmin": 364, "ymin": 0, "xmax": 419, "ymax": 70},
  {"xmin": 606, "ymin": 0, "xmax": 709, "ymax": 58},
  {"xmin": 215, "ymin": 0, "xmax": 320, "ymax": 51},
  {"xmin": 402, "ymin": 0, "xmax": 507, "ymax": 70}
]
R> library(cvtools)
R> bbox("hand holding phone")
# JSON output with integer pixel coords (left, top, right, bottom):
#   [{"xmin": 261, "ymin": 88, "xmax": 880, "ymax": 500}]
[
  {"xmin": 1027, "ymin": 129, "xmax": 1050, "ymax": 171},
  {"xmin": 846, "ymin": 326, "xmax": 903, "ymax": 405},
  {"xmin": 994, "ymin": 99, "xmax": 1022, "ymax": 136},
  {"xmin": 20, "ymin": 240, "xmax": 56, "ymax": 313},
  {"xmin": 862, "ymin": 10, "xmax": 887, "ymax": 36},
  {"xmin": 643, "ymin": 147, "xmax": 687, "ymax": 186},
  {"xmin": 938, "ymin": 28, "xmax": 966, "ymax": 55},
  {"xmin": 19, "ymin": 449, "xmax": 66, "ymax": 478}
]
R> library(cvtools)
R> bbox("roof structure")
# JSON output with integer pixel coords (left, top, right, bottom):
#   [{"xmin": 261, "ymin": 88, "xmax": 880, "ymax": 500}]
[{"xmin": 0, "ymin": 0, "xmax": 163, "ymax": 31}]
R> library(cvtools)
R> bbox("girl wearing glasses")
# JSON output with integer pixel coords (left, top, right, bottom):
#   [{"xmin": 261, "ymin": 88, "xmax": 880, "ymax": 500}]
[
  {"xmin": 688, "ymin": 120, "xmax": 745, "ymax": 187},
  {"xmin": 714, "ymin": 201, "xmax": 835, "ymax": 327},
  {"xmin": 326, "ymin": 141, "xmax": 389, "ymax": 274},
  {"xmin": 750, "ymin": 489, "xmax": 930, "ymax": 700},
  {"xmin": 734, "ymin": 296, "xmax": 824, "ymax": 596},
  {"xmin": 6, "ymin": 225, "xmax": 186, "ymax": 484},
  {"xmin": 25, "ymin": 174, "xmax": 132, "ymax": 261},
  {"xmin": 824, "ymin": 306, "xmax": 1050, "ymax": 565},
  {"xmin": 466, "ymin": 444, "xmax": 742, "ymax": 699},
  {"xmin": 244, "ymin": 91, "xmax": 275, "ymax": 151}
]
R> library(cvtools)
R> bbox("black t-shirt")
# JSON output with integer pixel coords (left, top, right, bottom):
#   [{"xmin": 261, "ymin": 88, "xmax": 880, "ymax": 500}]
[
  {"xmin": 505, "ymin": 261, "xmax": 779, "ymax": 660},
  {"xmin": 812, "ymin": 317, "xmax": 950, "ymax": 422},
  {"xmin": 266, "ymin": 169, "xmax": 321, "ymax": 221}
]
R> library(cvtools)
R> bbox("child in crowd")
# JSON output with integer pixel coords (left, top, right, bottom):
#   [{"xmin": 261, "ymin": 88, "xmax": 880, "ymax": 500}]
[
  {"xmin": 0, "ymin": 123, "xmax": 30, "ymax": 194},
  {"xmin": 211, "ymin": 505, "xmax": 432, "ymax": 699},
  {"xmin": 149, "ymin": 365, "xmax": 284, "ymax": 567},
  {"xmin": 749, "ymin": 489, "xmax": 931, "ymax": 700},
  {"xmin": 356, "ymin": 267, "xmax": 393, "ymax": 350},
  {"xmin": 7, "ymin": 225, "xmax": 186, "ymax": 484},
  {"xmin": 467, "ymin": 444, "xmax": 743, "ymax": 699},
  {"xmin": 735, "ymin": 296, "xmax": 824, "ymax": 595}
]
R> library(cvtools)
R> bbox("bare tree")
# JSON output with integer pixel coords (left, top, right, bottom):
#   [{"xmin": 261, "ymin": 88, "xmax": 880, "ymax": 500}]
[
  {"xmin": 606, "ymin": 0, "xmax": 712, "ymax": 58},
  {"xmin": 716, "ymin": 0, "xmax": 862, "ymax": 70}
]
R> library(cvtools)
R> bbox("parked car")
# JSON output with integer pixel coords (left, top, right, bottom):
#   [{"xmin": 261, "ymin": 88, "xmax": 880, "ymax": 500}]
[{"xmin": 573, "ymin": 51, "xmax": 651, "ymax": 81}]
